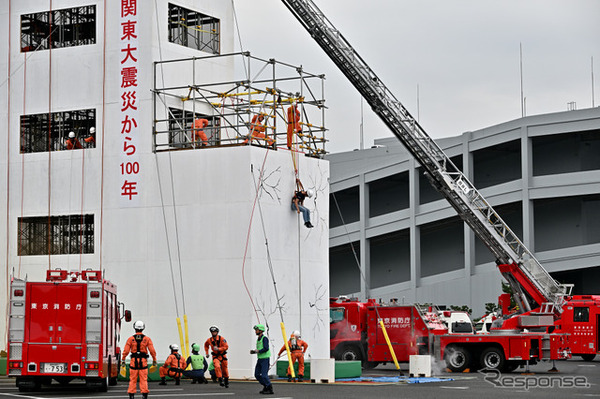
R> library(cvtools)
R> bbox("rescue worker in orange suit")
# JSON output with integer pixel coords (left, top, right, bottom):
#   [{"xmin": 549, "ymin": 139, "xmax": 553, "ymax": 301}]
[
  {"xmin": 204, "ymin": 325, "xmax": 229, "ymax": 388},
  {"xmin": 84, "ymin": 127, "xmax": 96, "ymax": 147},
  {"xmin": 245, "ymin": 113, "xmax": 274, "ymax": 146},
  {"xmin": 286, "ymin": 104, "xmax": 301, "ymax": 149},
  {"xmin": 192, "ymin": 117, "xmax": 210, "ymax": 146},
  {"xmin": 65, "ymin": 131, "xmax": 83, "ymax": 150},
  {"xmin": 277, "ymin": 330, "xmax": 308, "ymax": 382},
  {"xmin": 159, "ymin": 344, "xmax": 186, "ymax": 385},
  {"xmin": 122, "ymin": 320, "xmax": 157, "ymax": 399}
]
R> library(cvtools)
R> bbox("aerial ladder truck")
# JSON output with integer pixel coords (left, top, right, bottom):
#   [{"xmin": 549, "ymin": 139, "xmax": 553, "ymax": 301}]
[{"xmin": 279, "ymin": 0, "xmax": 597, "ymax": 371}]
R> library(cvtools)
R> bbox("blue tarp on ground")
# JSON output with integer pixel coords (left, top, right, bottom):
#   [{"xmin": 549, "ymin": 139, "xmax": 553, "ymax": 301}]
[{"xmin": 336, "ymin": 376, "xmax": 454, "ymax": 384}]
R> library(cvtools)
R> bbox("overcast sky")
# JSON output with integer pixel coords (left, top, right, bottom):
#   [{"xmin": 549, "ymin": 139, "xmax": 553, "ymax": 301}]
[{"xmin": 231, "ymin": 0, "xmax": 600, "ymax": 154}]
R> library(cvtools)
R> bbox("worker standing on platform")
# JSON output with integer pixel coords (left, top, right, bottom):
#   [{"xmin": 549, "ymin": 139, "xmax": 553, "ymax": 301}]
[
  {"xmin": 122, "ymin": 320, "xmax": 157, "ymax": 399},
  {"xmin": 278, "ymin": 330, "xmax": 308, "ymax": 382},
  {"xmin": 184, "ymin": 343, "xmax": 208, "ymax": 384},
  {"xmin": 159, "ymin": 344, "xmax": 186, "ymax": 385},
  {"xmin": 250, "ymin": 324, "xmax": 274, "ymax": 395},
  {"xmin": 192, "ymin": 117, "xmax": 210, "ymax": 146},
  {"xmin": 204, "ymin": 326, "xmax": 230, "ymax": 388},
  {"xmin": 286, "ymin": 104, "xmax": 301, "ymax": 149},
  {"xmin": 65, "ymin": 131, "xmax": 83, "ymax": 150},
  {"xmin": 292, "ymin": 178, "xmax": 314, "ymax": 228}
]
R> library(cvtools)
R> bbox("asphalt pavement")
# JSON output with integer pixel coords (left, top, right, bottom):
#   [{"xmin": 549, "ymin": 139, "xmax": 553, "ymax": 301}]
[{"xmin": 0, "ymin": 358, "xmax": 597, "ymax": 398}]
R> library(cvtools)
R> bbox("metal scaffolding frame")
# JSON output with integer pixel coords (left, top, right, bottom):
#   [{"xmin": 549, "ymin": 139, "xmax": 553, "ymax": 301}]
[{"xmin": 153, "ymin": 52, "xmax": 328, "ymax": 157}]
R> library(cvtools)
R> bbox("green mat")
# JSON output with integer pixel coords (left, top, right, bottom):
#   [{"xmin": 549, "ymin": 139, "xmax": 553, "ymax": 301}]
[{"xmin": 276, "ymin": 360, "xmax": 361, "ymax": 379}]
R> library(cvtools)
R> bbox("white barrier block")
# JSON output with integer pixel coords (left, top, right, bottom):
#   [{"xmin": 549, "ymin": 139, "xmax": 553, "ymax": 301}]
[
  {"xmin": 310, "ymin": 358, "xmax": 335, "ymax": 383},
  {"xmin": 409, "ymin": 355, "xmax": 432, "ymax": 377}
]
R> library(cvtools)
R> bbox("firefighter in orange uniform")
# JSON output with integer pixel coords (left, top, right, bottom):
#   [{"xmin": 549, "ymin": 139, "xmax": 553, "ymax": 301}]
[
  {"xmin": 159, "ymin": 344, "xmax": 186, "ymax": 385},
  {"xmin": 277, "ymin": 330, "xmax": 308, "ymax": 382},
  {"xmin": 286, "ymin": 104, "xmax": 301, "ymax": 149},
  {"xmin": 192, "ymin": 117, "xmax": 210, "ymax": 146},
  {"xmin": 204, "ymin": 325, "xmax": 230, "ymax": 388},
  {"xmin": 245, "ymin": 113, "xmax": 274, "ymax": 146},
  {"xmin": 65, "ymin": 131, "xmax": 83, "ymax": 150},
  {"xmin": 122, "ymin": 320, "xmax": 157, "ymax": 399}
]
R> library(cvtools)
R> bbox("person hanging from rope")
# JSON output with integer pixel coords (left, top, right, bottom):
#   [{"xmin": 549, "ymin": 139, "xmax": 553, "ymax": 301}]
[
  {"xmin": 277, "ymin": 330, "xmax": 308, "ymax": 382},
  {"xmin": 192, "ymin": 117, "xmax": 210, "ymax": 146},
  {"xmin": 286, "ymin": 103, "xmax": 302, "ymax": 149},
  {"xmin": 159, "ymin": 344, "xmax": 186, "ymax": 385},
  {"xmin": 122, "ymin": 320, "xmax": 157, "ymax": 399},
  {"xmin": 250, "ymin": 324, "xmax": 274, "ymax": 395},
  {"xmin": 183, "ymin": 343, "xmax": 208, "ymax": 384},
  {"xmin": 204, "ymin": 326, "xmax": 230, "ymax": 388},
  {"xmin": 244, "ymin": 113, "xmax": 274, "ymax": 147},
  {"xmin": 292, "ymin": 178, "xmax": 314, "ymax": 228},
  {"xmin": 65, "ymin": 131, "xmax": 83, "ymax": 150}
]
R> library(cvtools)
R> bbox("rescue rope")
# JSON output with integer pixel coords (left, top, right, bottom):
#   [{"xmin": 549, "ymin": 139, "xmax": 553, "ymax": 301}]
[
  {"xmin": 99, "ymin": 0, "xmax": 107, "ymax": 271},
  {"xmin": 4, "ymin": 0, "xmax": 12, "ymax": 350}
]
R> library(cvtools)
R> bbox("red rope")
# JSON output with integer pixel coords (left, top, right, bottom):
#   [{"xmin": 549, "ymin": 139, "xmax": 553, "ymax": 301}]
[
  {"xmin": 99, "ymin": 0, "xmax": 107, "ymax": 269},
  {"xmin": 240, "ymin": 149, "xmax": 272, "ymax": 323},
  {"xmin": 4, "ymin": 0, "xmax": 12, "ymax": 351}
]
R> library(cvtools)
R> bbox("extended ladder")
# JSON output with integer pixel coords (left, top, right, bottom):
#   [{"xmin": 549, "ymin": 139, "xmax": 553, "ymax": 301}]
[{"xmin": 281, "ymin": 0, "xmax": 571, "ymax": 314}]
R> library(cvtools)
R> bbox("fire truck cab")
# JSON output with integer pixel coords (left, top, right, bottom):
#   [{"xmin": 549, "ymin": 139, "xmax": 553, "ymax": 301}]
[
  {"xmin": 558, "ymin": 295, "xmax": 600, "ymax": 361},
  {"xmin": 7, "ymin": 269, "xmax": 129, "ymax": 392}
]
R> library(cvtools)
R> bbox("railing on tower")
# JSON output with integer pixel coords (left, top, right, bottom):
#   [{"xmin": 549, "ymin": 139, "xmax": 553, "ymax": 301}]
[{"xmin": 152, "ymin": 52, "xmax": 327, "ymax": 158}]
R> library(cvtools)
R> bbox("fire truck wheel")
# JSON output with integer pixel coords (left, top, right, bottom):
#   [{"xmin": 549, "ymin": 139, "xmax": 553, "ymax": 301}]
[
  {"xmin": 581, "ymin": 354, "xmax": 596, "ymax": 362},
  {"xmin": 444, "ymin": 345, "xmax": 471, "ymax": 372},
  {"xmin": 480, "ymin": 347, "xmax": 505, "ymax": 371},
  {"xmin": 339, "ymin": 345, "xmax": 362, "ymax": 362}
]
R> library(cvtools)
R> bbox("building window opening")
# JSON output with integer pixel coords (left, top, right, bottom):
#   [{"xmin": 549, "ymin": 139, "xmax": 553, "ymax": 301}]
[
  {"xmin": 166, "ymin": 108, "xmax": 219, "ymax": 148},
  {"xmin": 21, "ymin": 5, "xmax": 96, "ymax": 52},
  {"xmin": 20, "ymin": 109, "xmax": 96, "ymax": 153},
  {"xmin": 168, "ymin": 3, "xmax": 219, "ymax": 54},
  {"xmin": 18, "ymin": 214, "xmax": 94, "ymax": 256}
]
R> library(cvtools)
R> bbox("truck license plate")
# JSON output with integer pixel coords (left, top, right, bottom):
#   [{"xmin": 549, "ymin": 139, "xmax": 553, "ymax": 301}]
[{"xmin": 42, "ymin": 363, "xmax": 67, "ymax": 373}]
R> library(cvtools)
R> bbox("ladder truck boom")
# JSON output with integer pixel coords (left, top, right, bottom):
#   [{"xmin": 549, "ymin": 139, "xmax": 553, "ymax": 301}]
[{"xmin": 281, "ymin": 0, "xmax": 570, "ymax": 314}]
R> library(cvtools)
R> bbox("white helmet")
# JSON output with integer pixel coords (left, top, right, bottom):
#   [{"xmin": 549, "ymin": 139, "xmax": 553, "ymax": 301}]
[
  {"xmin": 306, "ymin": 189, "xmax": 314, "ymax": 198},
  {"xmin": 292, "ymin": 330, "xmax": 301, "ymax": 338},
  {"xmin": 169, "ymin": 344, "xmax": 179, "ymax": 351},
  {"xmin": 209, "ymin": 325, "xmax": 219, "ymax": 333},
  {"xmin": 133, "ymin": 320, "xmax": 145, "ymax": 331},
  {"xmin": 89, "ymin": 127, "xmax": 96, "ymax": 134},
  {"xmin": 68, "ymin": 131, "xmax": 75, "ymax": 139}
]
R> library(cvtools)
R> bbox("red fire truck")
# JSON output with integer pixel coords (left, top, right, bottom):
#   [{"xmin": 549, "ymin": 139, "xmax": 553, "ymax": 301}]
[
  {"xmin": 330, "ymin": 296, "xmax": 572, "ymax": 372},
  {"xmin": 7, "ymin": 269, "xmax": 130, "ymax": 392}
]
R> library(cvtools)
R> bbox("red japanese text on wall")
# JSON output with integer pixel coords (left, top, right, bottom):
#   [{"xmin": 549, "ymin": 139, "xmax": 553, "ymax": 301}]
[{"xmin": 119, "ymin": 0, "xmax": 141, "ymax": 204}]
